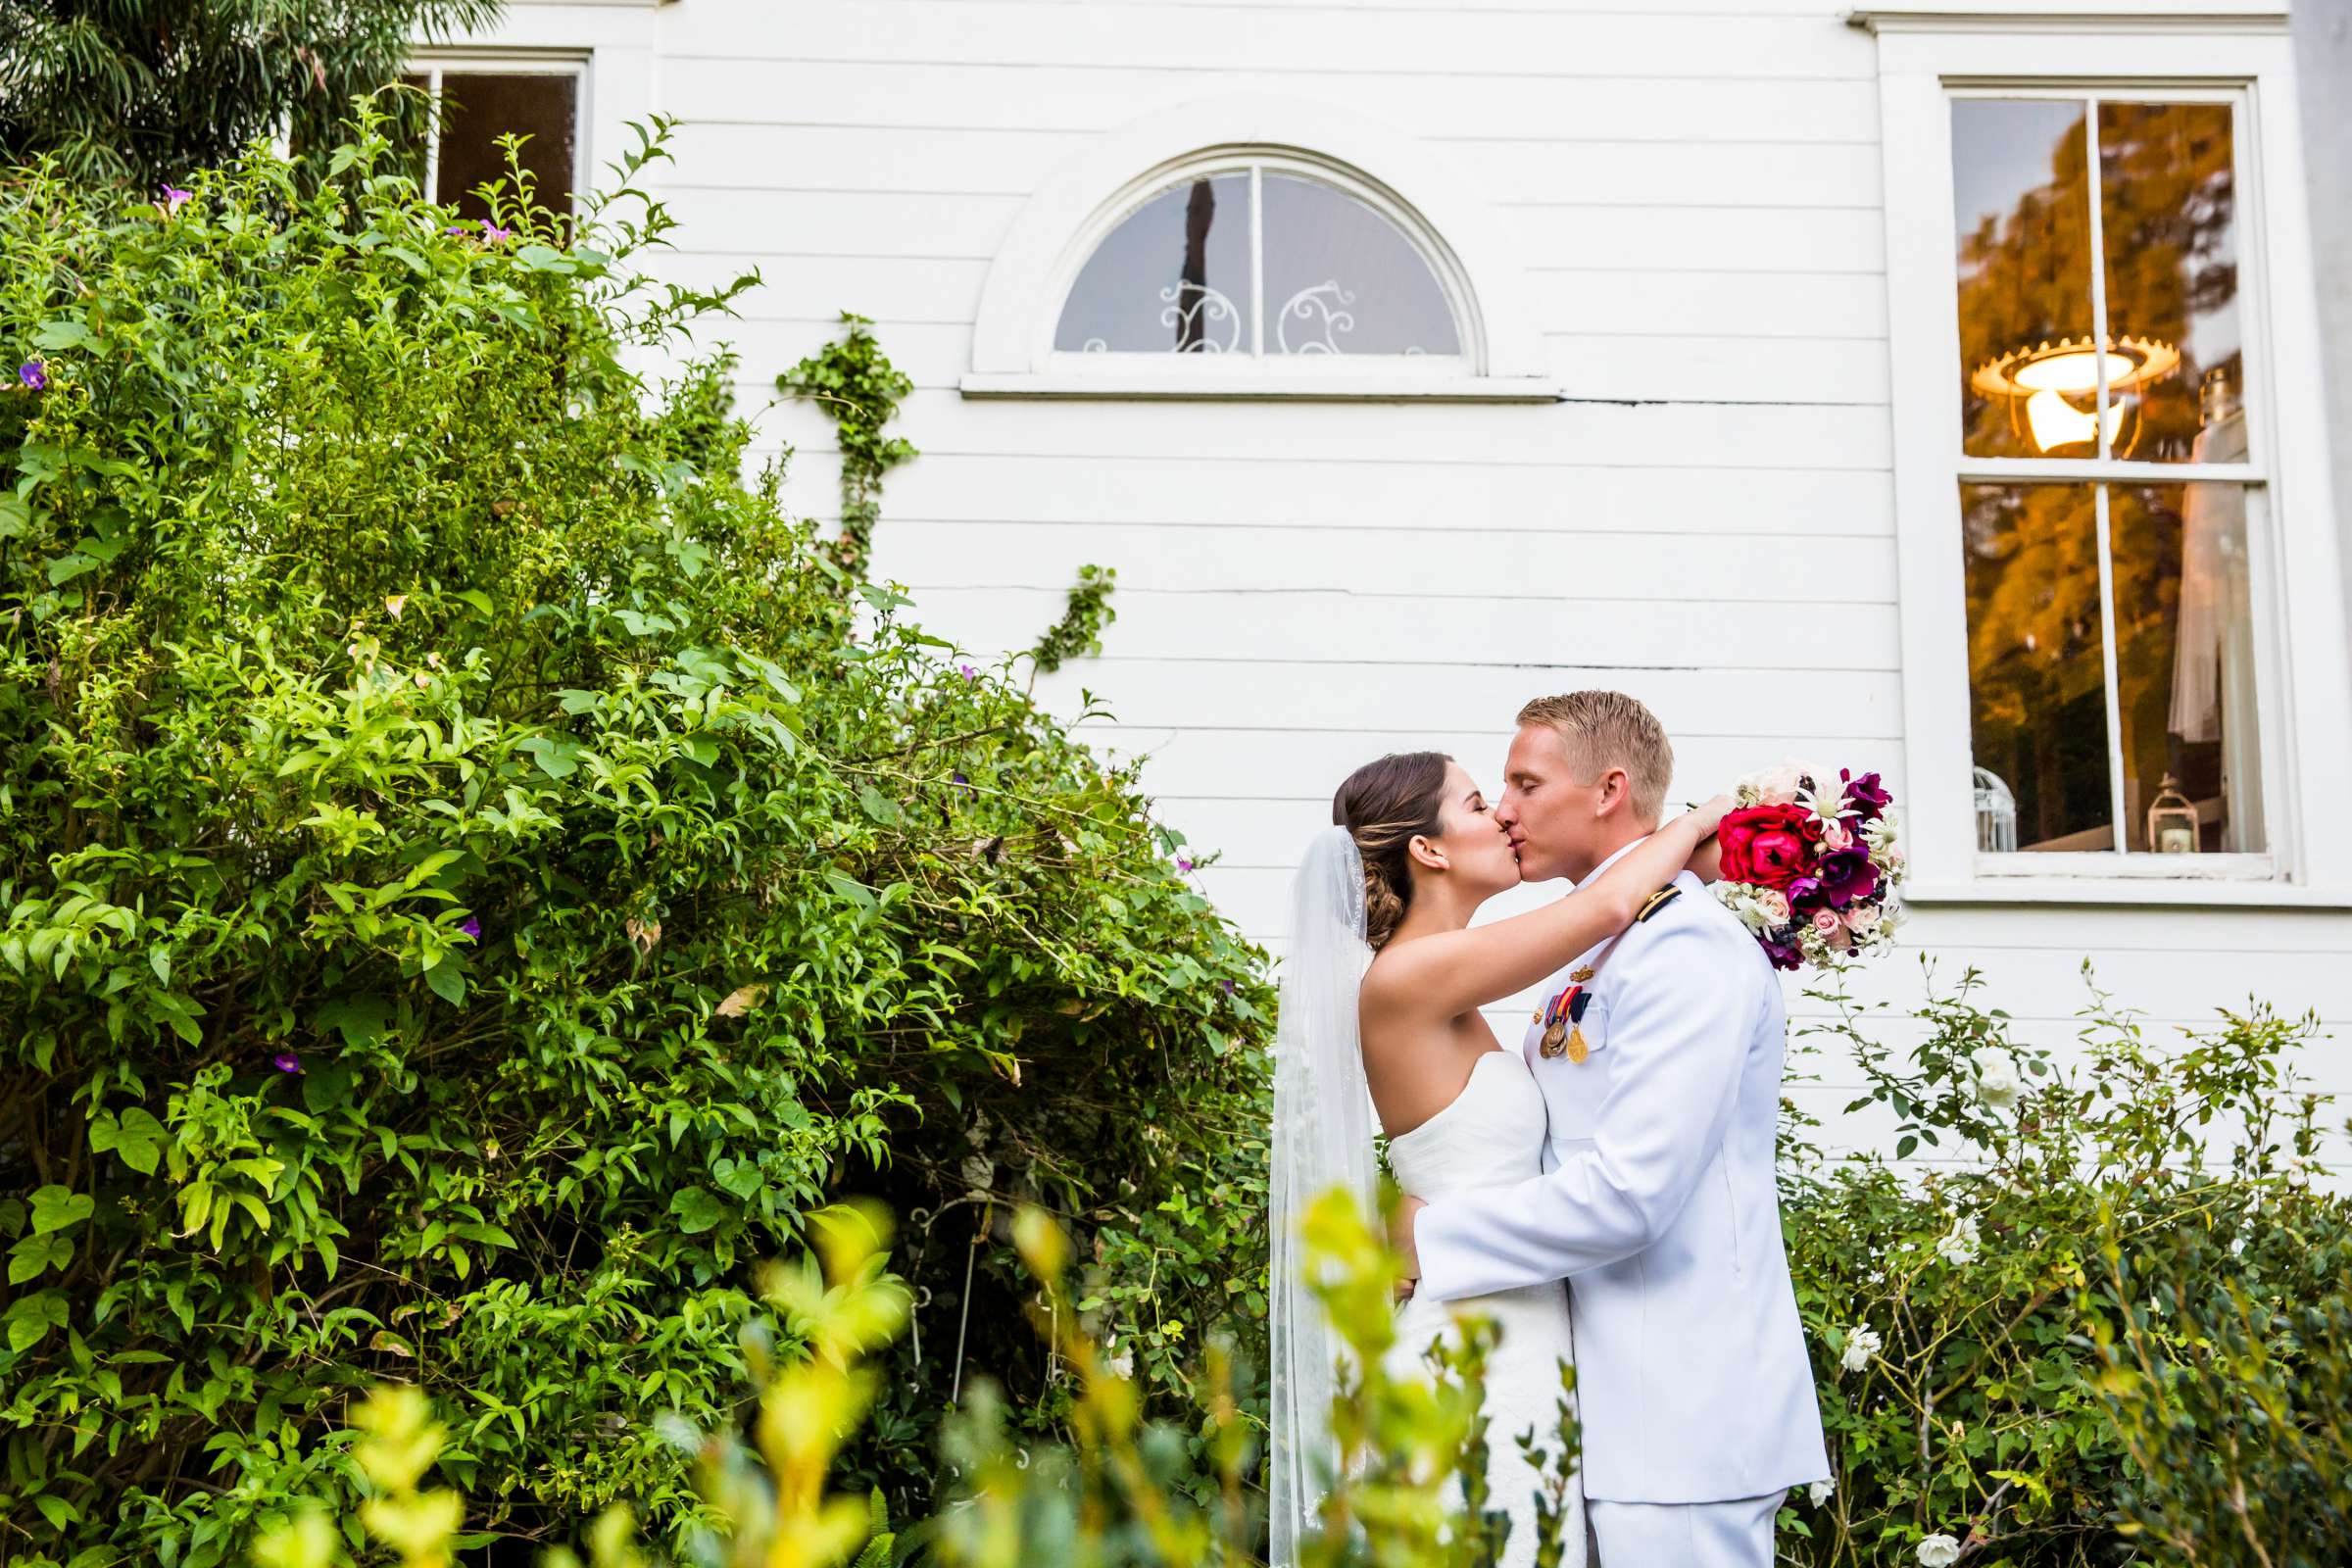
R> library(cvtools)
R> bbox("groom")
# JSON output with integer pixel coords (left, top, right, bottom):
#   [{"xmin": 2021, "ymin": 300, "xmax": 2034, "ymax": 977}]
[{"xmin": 1394, "ymin": 691, "xmax": 1827, "ymax": 1567}]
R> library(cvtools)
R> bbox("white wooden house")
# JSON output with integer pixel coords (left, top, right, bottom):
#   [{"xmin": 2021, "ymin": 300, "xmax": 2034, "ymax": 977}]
[{"xmin": 415, "ymin": 0, "xmax": 2352, "ymax": 1158}]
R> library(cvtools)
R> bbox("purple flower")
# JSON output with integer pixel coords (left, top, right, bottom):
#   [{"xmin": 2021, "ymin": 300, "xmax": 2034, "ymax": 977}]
[
  {"xmin": 1176, "ymin": 858, "xmax": 1195, "ymax": 873},
  {"xmin": 480, "ymin": 220, "xmax": 514, "ymax": 244},
  {"xmin": 18, "ymin": 361, "xmax": 46, "ymax": 391},
  {"xmin": 1841, "ymin": 769, "xmax": 1892, "ymax": 822},
  {"xmin": 158, "ymin": 185, "xmax": 192, "ymax": 217},
  {"xmin": 445, "ymin": 224, "xmax": 471, "ymax": 237},
  {"xmin": 272, "ymin": 1052, "xmax": 303, "ymax": 1074},
  {"xmin": 1760, "ymin": 935, "xmax": 1805, "ymax": 971},
  {"xmin": 460, "ymin": 916, "xmax": 482, "ymax": 941},
  {"xmin": 1221, "ymin": 979, "xmax": 1236, "ymax": 997},
  {"xmin": 1814, "ymin": 846, "xmax": 1880, "ymax": 909},
  {"xmin": 952, "ymin": 771, "xmax": 970, "ymax": 789},
  {"xmin": 957, "ymin": 663, "xmax": 977, "ymax": 681}
]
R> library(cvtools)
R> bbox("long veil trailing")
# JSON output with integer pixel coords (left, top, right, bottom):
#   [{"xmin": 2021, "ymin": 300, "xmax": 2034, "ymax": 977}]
[{"xmin": 1266, "ymin": 826, "xmax": 1378, "ymax": 1567}]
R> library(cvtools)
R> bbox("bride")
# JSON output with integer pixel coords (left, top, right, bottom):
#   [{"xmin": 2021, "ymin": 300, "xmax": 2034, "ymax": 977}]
[{"xmin": 1267, "ymin": 750, "xmax": 1728, "ymax": 1567}]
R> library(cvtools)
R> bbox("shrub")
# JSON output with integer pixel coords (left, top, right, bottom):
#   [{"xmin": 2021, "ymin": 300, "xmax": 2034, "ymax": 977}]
[{"xmin": 0, "ymin": 118, "xmax": 1269, "ymax": 1567}]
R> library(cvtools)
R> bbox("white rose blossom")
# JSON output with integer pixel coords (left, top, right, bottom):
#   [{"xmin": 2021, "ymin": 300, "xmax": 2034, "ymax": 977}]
[
  {"xmin": 1936, "ymin": 1216, "xmax": 1981, "ymax": 1266},
  {"xmin": 1107, "ymin": 1348, "xmax": 1136, "ymax": 1380},
  {"xmin": 1839, "ymin": 1324, "xmax": 1882, "ymax": 1373},
  {"xmin": 1917, "ymin": 1533, "xmax": 1962, "ymax": 1568},
  {"xmin": 1808, "ymin": 1478, "xmax": 1836, "ymax": 1506},
  {"xmin": 1758, "ymin": 888, "xmax": 1791, "ymax": 925},
  {"xmin": 1972, "ymin": 1047, "xmax": 2023, "ymax": 1110}
]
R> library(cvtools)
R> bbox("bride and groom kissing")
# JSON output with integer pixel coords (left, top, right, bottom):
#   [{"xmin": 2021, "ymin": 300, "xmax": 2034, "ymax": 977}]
[{"xmin": 1268, "ymin": 691, "xmax": 1829, "ymax": 1568}]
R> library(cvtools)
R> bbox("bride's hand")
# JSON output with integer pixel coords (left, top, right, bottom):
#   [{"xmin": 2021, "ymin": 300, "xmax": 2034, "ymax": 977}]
[{"xmin": 1684, "ymin": 792, "xmax": 1735, "ymax": 838}]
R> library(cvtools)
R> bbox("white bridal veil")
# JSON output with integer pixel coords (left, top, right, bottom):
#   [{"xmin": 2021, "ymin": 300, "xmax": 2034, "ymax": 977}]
[{"xmin": 1266, "ymin": 826, "xmax": 1378, "ymax": 1567}]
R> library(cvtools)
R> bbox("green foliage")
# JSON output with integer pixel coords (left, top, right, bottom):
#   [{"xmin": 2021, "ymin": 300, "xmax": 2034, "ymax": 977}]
[
  {"xmin": 0, "ymin": 0, "xmax": 500, "ymax": 187},
  {"xmin": 254, "ymin": 1195, "xmax": 1578, "ymax": 1568},
  {"xmin": 1782, "ymin": 965, "xmax": 2344, "ymax": 1565},
  {"xmin": 1029, "ymin": 565, "xmax": 1119, "ymax": 679},
  {"xmin": 0, "ymin": 118, "xmax": 1269, "ymax": 1566},
  {"xmin": 776, "ymin": 314, "xmax": 917, "ymax": 589}
]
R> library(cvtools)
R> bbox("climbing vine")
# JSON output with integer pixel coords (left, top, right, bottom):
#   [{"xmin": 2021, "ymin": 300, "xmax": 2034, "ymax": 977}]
[
  {"xmin": 1029, "ymin": 564, "xmax": 1119, "ymax": 679},
  {"xmin": 777, "ymin": 316, "xmax": 1119, "ymax": 664},
  {"xmin": 777, "ymin": 311, "xmax": 916, "ymax": 588}
]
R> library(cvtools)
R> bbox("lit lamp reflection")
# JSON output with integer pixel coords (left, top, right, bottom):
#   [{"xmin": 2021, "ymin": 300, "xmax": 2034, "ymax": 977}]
[{"xmin": 1971, "ymin": 335, "xmax": 2180, "ymax": 454}]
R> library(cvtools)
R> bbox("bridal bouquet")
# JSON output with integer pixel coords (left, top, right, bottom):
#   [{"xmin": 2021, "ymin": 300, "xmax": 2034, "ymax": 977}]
[{"xmin": 1713, "ymin": 761, "xmax": 1903, "ymax": 971}]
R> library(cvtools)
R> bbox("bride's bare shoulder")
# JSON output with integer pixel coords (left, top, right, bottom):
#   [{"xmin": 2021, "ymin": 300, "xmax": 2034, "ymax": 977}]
[{"xmin": 1359, "ymin": 935, "xmax": 1439, "ymax": 1015}]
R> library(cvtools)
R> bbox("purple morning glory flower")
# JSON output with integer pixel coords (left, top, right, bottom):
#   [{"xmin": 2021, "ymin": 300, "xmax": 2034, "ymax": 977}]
[
  {"xmin": 1221, "ymin": 979, "xmax": 1236, "ymax": 997},
  {"xmin": 273, "ymin": 1052, "xmax": 303, "ymax": 1074},
  {"xmin": 1176, "ymin": 858, "xmax": 1195, "ymax": 873},
  {"xmin": 18, "ymin": 361, "xmax": 46, "ymax": 391},
  {"xmin": 952, "ymin": 771, "xmax": 970, "ymax": 789},
  {"xmin": 158, "ymin": 185, "xmax": 192, "ymax": 217},
  {"xmin": 480, "ymin": 220, "xmax": 514, "ymax": 243},
  {"xmin": 460, "ymin": 916, "xmax": 482, "ymax": 941},
  {"xmin": 957, "ymin": 663, "xmax": 977, "ymax": 681}
]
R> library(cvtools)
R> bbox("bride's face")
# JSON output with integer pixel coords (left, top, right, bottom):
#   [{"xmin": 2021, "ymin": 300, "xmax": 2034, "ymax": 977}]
[{"xmin": 1422, "ymin": 761, "xmax": 1522, "ymax": 896}]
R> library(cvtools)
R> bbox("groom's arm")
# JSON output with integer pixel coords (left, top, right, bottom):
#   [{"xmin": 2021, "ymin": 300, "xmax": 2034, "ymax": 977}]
[{"xmin": 1405, "ymin": 915, "xmax": 1758, "ymax": 1301}]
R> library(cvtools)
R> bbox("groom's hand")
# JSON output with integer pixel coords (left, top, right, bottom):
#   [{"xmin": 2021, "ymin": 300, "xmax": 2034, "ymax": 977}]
[{"xmin": 1391, "ymin": 1196, "xmax": 1427, "ymax": 1301}]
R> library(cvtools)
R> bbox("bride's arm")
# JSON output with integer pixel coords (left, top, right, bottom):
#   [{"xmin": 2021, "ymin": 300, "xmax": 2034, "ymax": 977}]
[{"xmin": 1365, "ymin": 796, "xmax": 1732, "ymax": 1021}]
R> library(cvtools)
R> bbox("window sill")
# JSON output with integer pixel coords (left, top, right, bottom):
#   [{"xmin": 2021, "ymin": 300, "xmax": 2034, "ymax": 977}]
[
  {"xmin": 957, "ymin": 371, "xmax": 1560, "ymax": 404},
  {"xmin": 1903, "ymin": 877, "xmax": 2352, "ymax": 909}
]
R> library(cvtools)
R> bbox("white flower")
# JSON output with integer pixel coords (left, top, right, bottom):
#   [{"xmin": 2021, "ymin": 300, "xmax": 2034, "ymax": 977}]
[
  {"xmin": 1743, "ymin": 760, "xmax": 1826, "ymax": 808},
  {"xmin": 1808, "ymin": 1478, "xmax": 1836, "ymax": 1506},
  {"xmin": 1758, "ymin": 888, "xmax": 1791, "ymax": 925},
  {"xmin": 1936, "ymin": 1216, "xmax": 1980, "ymax": 1266},
  {"xmin": 1863, "ymin": 813, "xmax": 1901, "ymax": 855},
  {"xmin": 1973, "ymin": 1048, "xmax": 2023, "ymax": 1109},
  {"xmin": 1917, "ymin": 1533, "xmax": 1962, "ymax": 1568},
  {"xmin": 1107, "ymin": 1348, "xmax": 1136, "ymax": 1380},
  {"xmin": 1839, "ymin": 1324, "xmax": 1882, "ymax": 1373},
  {"xmin": 2282, "ymin": 1152, "xmax": 2316, "ymax": 1189}
]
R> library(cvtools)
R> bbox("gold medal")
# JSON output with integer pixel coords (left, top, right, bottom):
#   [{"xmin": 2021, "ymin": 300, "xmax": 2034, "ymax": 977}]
[
  {"xmin": 1565, "ymin": 1025, "xmax": 1589, "ymax": 1065},
  {"xmin": 1570, "ymin": 965, "xmax": 1596, "ymax": 983},
  {"xmin": 1541, "ymin": 1020, "xmax": 1568, "ymax": 1057}
]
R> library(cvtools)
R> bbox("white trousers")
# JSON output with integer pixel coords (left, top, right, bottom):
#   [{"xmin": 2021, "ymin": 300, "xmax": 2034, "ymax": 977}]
[{"xmin": 1588, "ymin": 1491, "xmax": 1784, "ymax": 1568}]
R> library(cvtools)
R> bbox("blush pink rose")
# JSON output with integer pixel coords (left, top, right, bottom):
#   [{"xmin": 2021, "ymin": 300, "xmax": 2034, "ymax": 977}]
[{"xmin": 1821, "ymin": 820, "xmax": 1852, "ymax": 852}]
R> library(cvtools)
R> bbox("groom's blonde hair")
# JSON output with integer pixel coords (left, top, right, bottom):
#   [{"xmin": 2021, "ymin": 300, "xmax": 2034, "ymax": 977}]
[{"xmin": 1516, "ymin": 691, "xmax": 1675, "ymax": 826}]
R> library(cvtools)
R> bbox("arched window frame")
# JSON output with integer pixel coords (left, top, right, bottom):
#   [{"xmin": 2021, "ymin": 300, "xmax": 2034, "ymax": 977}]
[{"xmin": 963, "ymin": 97, "xmax": 1552, "ymax": 402}]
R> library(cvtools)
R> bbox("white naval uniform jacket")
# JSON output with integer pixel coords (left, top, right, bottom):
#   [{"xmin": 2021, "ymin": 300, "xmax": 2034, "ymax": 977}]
[{"xmin": 1411, "ymin": 855, "xmax": 1829, "ymax": 1504}]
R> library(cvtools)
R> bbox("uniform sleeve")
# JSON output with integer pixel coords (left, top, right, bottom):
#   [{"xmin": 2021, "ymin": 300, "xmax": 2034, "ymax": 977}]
[{"xmin": 1412, "ymin": 915, "xmax": 1760, "ymax": 1301}]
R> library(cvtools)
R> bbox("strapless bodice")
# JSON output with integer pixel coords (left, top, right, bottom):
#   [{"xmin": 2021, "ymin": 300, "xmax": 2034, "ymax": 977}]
[{"xmin": 1386, "ymin": 1051, "xmax": 1548, "ymax": 1198}]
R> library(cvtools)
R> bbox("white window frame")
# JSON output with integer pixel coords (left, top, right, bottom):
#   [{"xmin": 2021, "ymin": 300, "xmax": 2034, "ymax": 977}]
[
  {"xmin": 403, "ymin": 51, "xmax": 592, "ymax": 215},
  {"xmin": 964, "ymin": 96, "xmax": 1554, "ymax": 402},
  {"xmin": 1854, "ymin": 4, "xmax": 2352, "ymax": 907}
]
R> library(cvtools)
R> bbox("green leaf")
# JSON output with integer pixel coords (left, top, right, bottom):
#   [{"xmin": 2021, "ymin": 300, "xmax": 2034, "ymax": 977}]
[
  {"xmin": 88, "ymin": 1108, "xmax": 165, "ymax": 1175},
  {"xmin": 857, "ymin": 785, "xmax": 902, "ymax": 825},
  {"xmin": 424, "ymin": 959, "xmax": 466, "ymax": 1006},
  {"xmin": 29, "ymin": 1186, "xmax": 93, "ymax": 1236},
  {"xmin": 5, "ymin": 1291, "xmax": 68, "ymax": 1352},
  {"xmin": 669, "ymin": 1187, "xmax": 725, "ymax": 1235},
  {"xmin": 8, "ymin": 1232, "xmax": 73, "ymax": 1285},
  {"xmin": 318, "ymin": 995, "xmax": 394, "ymax": 1049},
  {"xmin": 33, "ymin": 318, "xmax": 91, "ymax": 351}
]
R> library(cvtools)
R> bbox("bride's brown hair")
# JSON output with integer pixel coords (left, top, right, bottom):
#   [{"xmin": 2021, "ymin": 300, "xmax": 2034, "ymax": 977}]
[{"xmin": 1332, "ymin": 751, "xmax": 1451, "ymax": 952}]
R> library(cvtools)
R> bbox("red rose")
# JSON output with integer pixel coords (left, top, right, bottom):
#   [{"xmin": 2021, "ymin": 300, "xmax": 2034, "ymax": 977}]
[{"xmin": 1717, "ymin": 804, "xmax": 1820, "ymax": 889}]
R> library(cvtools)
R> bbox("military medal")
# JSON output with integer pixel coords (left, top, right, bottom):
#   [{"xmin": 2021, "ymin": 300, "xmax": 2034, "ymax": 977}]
[{"xmin": 1539, "ymin": 984, "xmax": 1592, "ymax": 1060}]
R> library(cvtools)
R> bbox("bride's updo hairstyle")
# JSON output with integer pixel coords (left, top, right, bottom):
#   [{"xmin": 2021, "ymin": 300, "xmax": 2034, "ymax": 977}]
[{"xmin": 1332, "ymin": 751, "xmax": 1450, "ymax": 952}]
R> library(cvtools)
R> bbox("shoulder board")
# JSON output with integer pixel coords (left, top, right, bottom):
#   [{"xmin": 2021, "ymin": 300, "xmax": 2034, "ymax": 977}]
[{"xmin": 1635, "ymin": 885, "xmax": 1682, "ymax": 923}]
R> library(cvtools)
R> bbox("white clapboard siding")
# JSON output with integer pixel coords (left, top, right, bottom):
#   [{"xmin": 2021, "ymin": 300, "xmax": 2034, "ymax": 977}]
[
  {"xmin": 654, "ymin": 3, "xmax": 1878, "ymax": 81},
  {"xmin": 872, "ymin": 522, "xmax": 1897, "ymax": 601},
  {"xmin": 658, "ymin": 57, "xmax": 1881, "ymax": 146}
]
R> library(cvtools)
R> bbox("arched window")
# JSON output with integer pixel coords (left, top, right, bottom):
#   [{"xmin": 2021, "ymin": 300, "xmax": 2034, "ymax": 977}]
[
  {"xmin": 1054, "ymin": 158, "xmax": 1463, "ymax": 360},
  {"xmin": 963, "ymin": 100, "xmax": 1548, "ymax": 400}
]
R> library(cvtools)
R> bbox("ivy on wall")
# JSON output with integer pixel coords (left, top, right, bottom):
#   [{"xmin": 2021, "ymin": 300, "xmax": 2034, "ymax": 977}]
[{"xmin": 778, "ymin": 316, "xmax": 1120, "ymax": 669}]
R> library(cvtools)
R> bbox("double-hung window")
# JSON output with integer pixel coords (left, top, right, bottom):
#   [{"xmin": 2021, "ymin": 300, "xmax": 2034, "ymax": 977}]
[
  {"xmin": 401, "ymin": 56, "xmax": 586, "ymax": 224},
  {"xmin": 1860, "ymin": 9, "xmax": 2352, "ymax": 903}
]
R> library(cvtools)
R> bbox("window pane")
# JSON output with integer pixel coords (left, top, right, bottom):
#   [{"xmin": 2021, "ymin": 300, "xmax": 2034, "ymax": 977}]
[
  {"xmin": 1260, "ymin": 174, "xmax": 1459, "ymax": 356},
  {"xmin": 2108, "ymin": 484, "xmax": 2262, "ymax": 852},
  {"xmin": 1962, "ymin": 482, "xmax": 2115, "ymax": 852},
  {"xmin": 1055, "ymin": 175, "xmax": 1251, "ymax": 354},
  {"xmin": 1952, "ymin": 100, "xmax": 2098, "ymax": 459},
  {"xmin": 2097, "ymin": 103, "xmax": 2244, "ymax": 463},
  {"xmin": 434, "ymin": 73, "xmax": 577, "ymax": 222}
]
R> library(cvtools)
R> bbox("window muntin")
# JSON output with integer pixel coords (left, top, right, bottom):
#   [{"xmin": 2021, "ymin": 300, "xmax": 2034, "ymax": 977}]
[
  {"xmin": 1949, "ymin": 90, "xmax": 2267, "ymax": 867},
  {"xmin": 1053, "ymin": 161, "xmax": 1462, "ymax": 360},
  {"xmin": 400, "ymin": 64, "xmax": 581, "ymax": 222}
]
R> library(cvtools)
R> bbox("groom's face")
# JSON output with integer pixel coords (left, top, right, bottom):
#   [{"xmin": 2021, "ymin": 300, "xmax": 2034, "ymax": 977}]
[{"xmin": 1495, "ymin": 723, "xmax": 1606, "ymax": 884}]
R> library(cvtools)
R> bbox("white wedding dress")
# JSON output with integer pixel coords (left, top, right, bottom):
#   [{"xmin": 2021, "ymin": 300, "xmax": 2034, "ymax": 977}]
[{"xmin": 1386, "ymin": 1051, "xmax": 1586, "ymax": 1568}]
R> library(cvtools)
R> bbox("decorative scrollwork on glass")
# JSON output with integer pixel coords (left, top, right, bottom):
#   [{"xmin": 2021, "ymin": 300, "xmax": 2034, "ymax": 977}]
[
  {"xmin": 1159, "ymin": 283, "xmax": 1243, "ymax": 353},
  {"xmin": 1275, "ymin": 281, "xmax": 1358, "ymax": 355}
]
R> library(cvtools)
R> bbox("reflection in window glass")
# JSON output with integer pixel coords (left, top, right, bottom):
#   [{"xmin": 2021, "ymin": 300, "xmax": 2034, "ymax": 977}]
[
  {"xmin": 2108, "ymin": 483, "xmax": 2262, "ymax": 851},
  {"xmin": 1056, "ymin": 175, "xmax": 1251, "ymax": 353},
  {"xmin": 2098, "ymin": 102, "xmax": 2243, "ymax": 464},
  {"xmin": 1961, "ymin": 483, "xmax": 2114, "ymax": 851},
  {"xmin": 1259, "ymin": 174, "xmax": 1458, "ymax": 356},
  {"xmin": 1952, "ymin": 100, "xmax": 2094, "ymax": 460}
]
